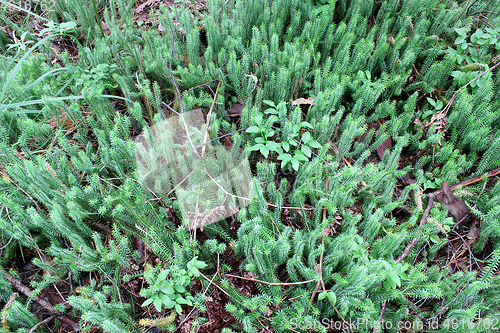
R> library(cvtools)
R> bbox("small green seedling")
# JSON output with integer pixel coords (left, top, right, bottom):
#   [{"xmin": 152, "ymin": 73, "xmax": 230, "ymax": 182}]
[
  {"xmin": 382, "ymin": 262, "xmax": 409, "ymax": 291},
  {"xmin": 423, "ymin": 97, "xmax": 443, "ymax": 120},
  {"xmin": 140, "ymin": 257, "xmax": 207, "ymax": 314},
  {"xmin": 442, "ymin": 217, "xmax": 455, "ymax": 233},
  {"xmin": 247, "ymin": 100, "xmax": 323, "ymax": 171},
  {"xmin": 318, "ymin": 290, "xmax": 336, "ymax": 304}
]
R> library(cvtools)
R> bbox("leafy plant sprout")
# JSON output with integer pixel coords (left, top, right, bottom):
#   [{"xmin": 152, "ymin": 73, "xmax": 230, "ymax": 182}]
[
  {"xmin": 139, "ymin": 257, "xmax": 207, "ymax": 314},
  {"xmin": 247, "ymin": 100, "xmax": 322, "ymax": 171}
]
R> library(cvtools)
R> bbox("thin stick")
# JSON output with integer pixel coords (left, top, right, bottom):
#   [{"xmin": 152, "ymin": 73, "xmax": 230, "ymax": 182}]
[
  {"xmin": 201, "ymin": 81, "xmax": 221, "ymax": 158},
  {"xmin": 29, "ymin": 316, "xmax": 55, "ymax": 333},
  {"xmin": 167, "ymin": 77, "xmax": 228, "ymax": 108},
  {"xmin": 199, "ymin": 272, "xmax": 231, "ymax": 297},
  {"xmin": 375, "ymin": 165, "xmax": 500, "ymax": 332},
  {"xmin": 3, "ymin": 272, "xmax": 78, "ymax": 331},
  {"xmin": 225, "ymin": 274, "xmax": 316, "ymax": 286},
  {"xmin": 439, "ymin": 60, "xmax": 500, "ymax": 119},
  {"xmin": 396, "ymin": 195, "xmax": 435, "ymax": 263},
  {"xmin": 195, "ymin": 128, "xmax": 248, "ymax": 148},
  {"xmin": 146, "ymin": 169, "xmax": 195, "ymax": 203},
  {"xmin": 167, "ymin": 0, "xmax": 200, "ymax": 159}
]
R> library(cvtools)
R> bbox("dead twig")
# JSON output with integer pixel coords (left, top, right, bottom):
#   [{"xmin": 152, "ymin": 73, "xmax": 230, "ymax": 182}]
[
  {"xmin": 436, "ymin": 61, "xmax": 500, "ymax": 120},
  {"xmin": 375, "ymin": 166, "xmax": 500, "ymax": 332},
  {"xmin": 3, "ymin": 272, "xmax": 78, "ymax": 331},
  {"xmin": 167, "ymin": 0, "xmax": 200, "ymax": 159},
  {"xmin": 225, "ymin": 274, "xmax": 316, "ymax": 286},
  {"xmin": 28, "ymin": 316, "xmax": 55, "ymax": 333},
  {"xmin": 201, "ymin": 81, "xmax": 221, "ymax": 158}
]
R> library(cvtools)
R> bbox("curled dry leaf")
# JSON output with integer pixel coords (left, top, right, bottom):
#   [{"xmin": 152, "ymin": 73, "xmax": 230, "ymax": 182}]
[
  {"xmin": 437, "ymin": 181, "xmax": 471, "ymax": 223},
  {"xmin": 134, "ymin": 0, "xmax": 156, "ymax": 14},
  {"xmin": 429, "ymin": 111, "xmax": 447, "ymax": 133},
  {"xmin": 227, "ymin": 103, "xmax": 243, "ymax": 117},
  {"xmin": 292, "ymin": 97, "xmax": 315, "ymax": 106},
  {"xmin": 376, "ymin": 137, "xmax": 392, "ymax": 159},
  {"xmin": 466, "ymin": 219, "xmax": 480, "ymax": 246}
]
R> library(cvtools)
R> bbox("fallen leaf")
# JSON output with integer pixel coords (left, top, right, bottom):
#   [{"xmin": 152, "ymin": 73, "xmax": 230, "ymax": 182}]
[
  {"xmin": 292, "ymin": 97, "xmax": 314, "ymax": 105},
  {"xmin": 376, "ymin": 137, "xmax": 392, "ymax": 159},
  {"xmin": 227, "ymin": 103, "xmax": 243, "ymax": 117},
  {"xmin": 134, "ymin": 0, "xmax": 156, "ymax": 13},
  {"xmin": 437, "ymin": 181, "xmax": 471, "ymax": 223},
  {"xmin": 466, "ymin": 219, "xmax": 479, "ymax": 246}
]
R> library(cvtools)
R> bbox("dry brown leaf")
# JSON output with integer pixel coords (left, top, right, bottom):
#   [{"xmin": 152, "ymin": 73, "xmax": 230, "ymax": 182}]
[
  {"xmin": 134, "ymin": 0, "xmax": 156, "ymax": 13},
  {"xmin": 437, "ymin": 181, "xmax": 471, "ymax": 223},
  {"xmin": 292, "ymin": 97, "xmax": 314, "ymax": 105},
  {"xmin": 227, "ymin": 103, "xmax": 243, "ymax": 117},
  {"xmin": 376, "ymin": 137, "xmax": 392, "ymax": 159},
  {"xmin": 466, "ymin": 219, "xmax": 480, "ymax": 246}
]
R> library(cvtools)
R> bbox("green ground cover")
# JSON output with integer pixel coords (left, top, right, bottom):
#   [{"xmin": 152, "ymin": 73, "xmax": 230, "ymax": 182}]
[{"xmin": 1, "ymin": 0, "xmax": 500, "ymax": 332}]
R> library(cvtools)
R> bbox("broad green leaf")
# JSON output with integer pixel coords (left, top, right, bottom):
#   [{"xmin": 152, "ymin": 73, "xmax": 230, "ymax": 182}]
[
  {"xmin": 294, "ymin": 152, "xmax": 309, "ymax": 161},
  {"xmin": 154, "ymin": 297, "xmax": 163, "ymax": 312},
  {"xmin": 430, "ymin": 235, "xmax": 440, "ymax": 243},
  {"xmin": 249, "ymin": 144, "xmax": 264, "ymax": 151},
  {"xmin": 142, "ymin": 298, "xmax": 154, "ymax": 307},
  {"xmin": 160, "ymin": 285, "xmax": 175, "ymax": 295},
  {"xmin": 422, "ymin": 110, "xmax": 434, "ymax": 120},
  {"xmin": 301, "ymin": 131, "xmax": 311, "ymax": 143},
  {"xmin": 194, "ymin": 259, "xmax": 207, "ymax": 269},
  {"xmin": 255, "ymin": 137, "xmax": 266, "ymax": 144},
  {"xmin": 454, "ymin": 36, "xmax": 465, "ymax": 44},
  {"xmin": 318, "ymin": 291, "xmax": 327, "ymax": 300},
  {"xmin": 158, "ymin": 270, "xmax": 169, "ymax": 281},
  {"xmin": 277, "ymin": 153, "xmax": 292, "ymax": 161},
  {"xmin": 161, "ymin": 294, "xmax": 174, "ymax": 307},
  {"xmin": 291, "ymin": 159, "xmax": 300, "ymax": 171},
  {"xmin": 254, "ymin": 114, "xmax": 263, "ymax": 125},
  {"xmin": 266, "ymin": 141, "xmax": 281, "ymax": 152},
  {"xmin": 246, "ymin": 126, "xmax": 260, "ymax": 133},
  {"xmin": 477, "ymin": 38, "xmax": 488, "ymax": 45},
  {"xmin": 262, "ymin": 100, "xmax": 276, "ymax": 108},
  {"xmin": 278, "ymin": 153, "xmax": 292, "ymax": 168},
  {"xmin": 388, "ymin": 271, "xmax": 401, "ymax": 288},
  {"xmin": 178, "ymin": 295, "xmax": 193, "ymax": 306},
  {"xmin": 327, "ymin": 291, "xmax": 336, "ymax": 304},
  {"xmin": 454, "ymin": 28, "xmax": 467, "ymax": 37},
  {"xmin": 282, "ymin": 141, "xmax": 290, "ymax": 152},
  {"xmin": 260, "ymin": 147, "xmax": 270, "ymax": 158},
  {"xmin": 176, "ymin": 296, "xmax": 189, "ymax": 304},
  {"xmin": 175, "ymin": 304, "xmax": 183, "ymax": 314},
  {"xmin": 175, "ymin": 285, "xmax": 186, "ymax": 293},
  {"xmin": 426, "ymin": 97, "xmax": 436, "ymax": 107},
  {"xmin": 309, "ymin": 140, "xmax": 322, "ymax": 149},
  {"xmin": 189, "ymin": 267, "xmax": 200, "ymax": 276},
  {"xmin": 300, "ymin": 121, "xmax": 314, "ymax": 129},
  {"xmin": 178, "ymin": 276, "xmax": 187, "ymax": 286},
  {"xmin": 301, "ymin": 146, "xmax": 312, "ymax": 158}
]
